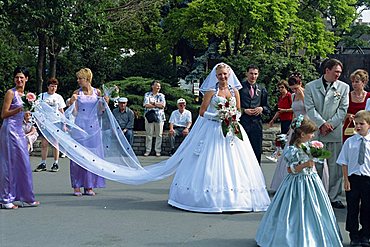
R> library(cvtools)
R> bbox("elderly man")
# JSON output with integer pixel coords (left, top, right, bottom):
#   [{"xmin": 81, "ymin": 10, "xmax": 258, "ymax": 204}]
[
  {"xmin": 168, "ymin": 98, "xmax": 192, "ymax": 156},
  {"xmin": 113, "ymin": 97, "xmax": 135, "ymax": 146},
  {"xmin": 305, "ymin": 58, "xmax": 349, "ymax": 209},
  {"xmin": 143, "ymin": 80, "xmax": 166, "ymax": 157}
]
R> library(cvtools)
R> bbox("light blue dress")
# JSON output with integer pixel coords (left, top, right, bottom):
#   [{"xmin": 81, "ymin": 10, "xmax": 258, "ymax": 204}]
[{"xmin": 256, "ymin": 144, "xmax": 342, "ymax": 247}]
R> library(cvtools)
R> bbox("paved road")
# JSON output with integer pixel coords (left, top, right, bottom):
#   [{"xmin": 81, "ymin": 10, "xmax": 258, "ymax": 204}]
[{"xmin": 1, "ymin": 156, "xmax": 350, "ymax": 247}]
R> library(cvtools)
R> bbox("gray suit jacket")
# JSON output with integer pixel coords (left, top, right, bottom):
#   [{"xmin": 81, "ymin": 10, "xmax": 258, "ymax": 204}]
[{"xmin": 304, "ymin": 77, "xmax": 349, "ymax": 142}]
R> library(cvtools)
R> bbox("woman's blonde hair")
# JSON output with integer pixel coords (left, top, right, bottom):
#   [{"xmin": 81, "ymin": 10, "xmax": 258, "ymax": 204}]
[
  {"xmin": 350, "ymin": 69, "xmax": 369, "ymax": 85},
  {"xmin": 215, "ymin": 63, "xmax": 230, "ymax": 73},
  {"xmin": 76, "ymin": 68, "xmax": 93, "ymax": 83}
]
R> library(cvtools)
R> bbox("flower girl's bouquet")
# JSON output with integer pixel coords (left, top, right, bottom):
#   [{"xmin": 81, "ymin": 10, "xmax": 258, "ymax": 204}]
[
  {"xmin": 215, "ymin": 97, "xmax": 243, "ymax": 140},
  {"xmin": 302, "ymin": 140, "xmax": 332, "ymax": 163}
]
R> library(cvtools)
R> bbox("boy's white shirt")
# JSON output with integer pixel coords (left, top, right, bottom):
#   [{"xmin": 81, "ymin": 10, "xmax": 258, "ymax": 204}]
[{"xmin": 337, "ymin": 132, "xmax": 370, "ymax": 177}]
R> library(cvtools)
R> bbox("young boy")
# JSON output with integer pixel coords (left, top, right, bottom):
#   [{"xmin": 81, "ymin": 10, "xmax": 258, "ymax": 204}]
[{"xmin": 337, "ymin": 110, "xmax": 370, "ymax": 247}]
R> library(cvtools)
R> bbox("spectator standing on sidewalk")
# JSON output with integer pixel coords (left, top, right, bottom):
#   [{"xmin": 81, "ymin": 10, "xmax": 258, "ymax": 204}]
[
  {"xmin": 34, "ymin": 78, "xmax": 66, "ymax": 172},
  {"xmin": 143, "ymin": 80, "xmax": 166, "ymax": 157}
]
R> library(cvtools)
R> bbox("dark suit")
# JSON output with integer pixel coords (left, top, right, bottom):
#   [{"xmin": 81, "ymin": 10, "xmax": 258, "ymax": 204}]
[{"xmin": 239, "ymin": 81, "xmax": 271, "ymax": 163}]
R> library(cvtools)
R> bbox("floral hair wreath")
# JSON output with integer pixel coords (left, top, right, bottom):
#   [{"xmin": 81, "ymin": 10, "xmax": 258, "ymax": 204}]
[{"xmin": 291, "ymin": 114, "xmax": 304, "ymax": 130}]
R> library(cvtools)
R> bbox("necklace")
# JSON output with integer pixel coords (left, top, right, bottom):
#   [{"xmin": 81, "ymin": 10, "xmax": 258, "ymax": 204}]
[
  {"xmin": 219, "ymin": 85, "xmax": 228, "ymax": 90},
  {"xmin": 353, "ymin": 90, "xmax": 365, "ymax": 100}
]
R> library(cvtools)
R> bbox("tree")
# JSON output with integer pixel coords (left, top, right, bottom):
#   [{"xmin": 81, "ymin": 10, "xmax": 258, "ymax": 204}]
[{"xmin": 3, "ymin": 0, "xmax": 113, "ymax": 94}]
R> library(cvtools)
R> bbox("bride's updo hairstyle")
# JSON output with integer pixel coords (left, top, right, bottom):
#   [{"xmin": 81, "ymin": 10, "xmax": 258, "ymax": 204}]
[
  {"xmin": 215, "ymin": 63, "xmax": 231, "ymax": 73},
  {"xmin": 289, "ymin": 115, "xmax": 317, "ymax": 146}
]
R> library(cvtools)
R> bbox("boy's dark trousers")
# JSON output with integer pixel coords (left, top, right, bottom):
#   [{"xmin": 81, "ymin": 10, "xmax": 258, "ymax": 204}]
[{"xmin": 346, "ymin": 174, "xmax": 370, "ymax": 241}]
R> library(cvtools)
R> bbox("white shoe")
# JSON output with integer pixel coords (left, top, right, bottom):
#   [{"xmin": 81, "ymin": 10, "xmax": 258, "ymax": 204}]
[
  {"xmin": 156, "ymin": 152, "xmax": 161, "ymax": 157},
  {"xmin": 143, "ymin": 151, "xmax": 150, "ymax": 157},
  {"xmin": 265, "ymin": 156, "xmax": 278, "ymax": 163}
]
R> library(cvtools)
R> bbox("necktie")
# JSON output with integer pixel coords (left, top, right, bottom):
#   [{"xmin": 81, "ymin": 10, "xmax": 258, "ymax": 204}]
[
  {"xmin": 358, "ymin": 138, "xmax": 365, "ymax": 165},
  {"xmin": 249, "ymin": 86, "xmax": 254, "ymax": 98}
]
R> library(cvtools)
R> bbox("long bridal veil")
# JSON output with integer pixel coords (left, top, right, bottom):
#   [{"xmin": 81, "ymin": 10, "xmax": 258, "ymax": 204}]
[
  {"xmin": 32, "ymin": 63, "xmax": 242, "ymax": 186},
  {"xmin": 32, "ymin": 99, "xmax": 181, "ymax": 184}
]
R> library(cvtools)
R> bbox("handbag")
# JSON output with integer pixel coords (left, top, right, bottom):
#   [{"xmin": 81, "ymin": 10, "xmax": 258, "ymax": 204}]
[
  {"xmin": 344, "ymin": 120, "xmax": 356, "ymax": 136},
  {"xmin": 145, "ymin": 110, "xmax": 159, "ymax": 123}
]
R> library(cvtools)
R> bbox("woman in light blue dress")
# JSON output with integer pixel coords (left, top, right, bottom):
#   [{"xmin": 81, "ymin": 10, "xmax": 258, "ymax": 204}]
[{"xmin": 256, "ymin": 116, "xmax": 342, "ymax": 247}]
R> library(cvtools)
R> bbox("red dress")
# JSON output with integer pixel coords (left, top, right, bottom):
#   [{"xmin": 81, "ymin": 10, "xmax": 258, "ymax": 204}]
[{"xmin": 343, "ymin": 92, "xmax": 370, "ymax": 142}]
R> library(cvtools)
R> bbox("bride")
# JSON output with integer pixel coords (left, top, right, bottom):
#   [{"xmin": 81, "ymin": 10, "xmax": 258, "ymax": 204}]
[
  {"xmin": 167, "ymin": 63, "xmax": 270, "ymax": 212},
  {"xmin": 32, "ymin": 63, "xmax": 270, "ymax": 212}
]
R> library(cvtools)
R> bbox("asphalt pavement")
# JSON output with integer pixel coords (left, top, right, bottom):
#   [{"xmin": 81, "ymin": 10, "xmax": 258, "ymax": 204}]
[{"xmin": 0, "ymin": 155, "xmax": 350, "ymax": 247}]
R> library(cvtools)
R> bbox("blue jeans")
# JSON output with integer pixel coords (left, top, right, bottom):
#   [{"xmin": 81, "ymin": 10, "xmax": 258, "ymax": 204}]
[{"xmin": 124, "ymin": 129, "xmax": 134, "ymax": 147}]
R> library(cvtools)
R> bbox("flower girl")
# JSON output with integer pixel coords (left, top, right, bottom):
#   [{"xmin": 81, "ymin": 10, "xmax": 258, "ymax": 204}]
[{"xmin": 256, "ymin": 115, "xmax": 342, "ymax": 247}]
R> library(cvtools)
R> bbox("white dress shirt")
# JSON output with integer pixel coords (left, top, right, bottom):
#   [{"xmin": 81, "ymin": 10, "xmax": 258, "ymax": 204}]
[{"xmin": 337, "ymin": 133, "xmax": 370, "ymax": 177}]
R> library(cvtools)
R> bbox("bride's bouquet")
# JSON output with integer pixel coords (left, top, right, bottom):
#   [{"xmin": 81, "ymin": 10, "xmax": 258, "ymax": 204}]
[
  {"xmin": 301, "ymin": 140, "xmax": 331, "ymax": 163},
  {"xmin": 215, "ymin": 97, "xmax": 243, "ymax": 140}
]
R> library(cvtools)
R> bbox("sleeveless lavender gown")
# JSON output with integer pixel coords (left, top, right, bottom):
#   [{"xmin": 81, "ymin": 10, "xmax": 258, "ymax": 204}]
[
  {"xmin": 0, "ymin": 88, "xmax": 35, "ymax": 204},
  {"xmin": 70, "ymin": 88, "xmax": 105, "ymax": 189}
]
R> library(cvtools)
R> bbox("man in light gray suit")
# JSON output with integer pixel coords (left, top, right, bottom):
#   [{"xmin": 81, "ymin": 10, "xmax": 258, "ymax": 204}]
[{"xmin": 305, "ymin": 58, "xmax": 349, "ymax": 209}]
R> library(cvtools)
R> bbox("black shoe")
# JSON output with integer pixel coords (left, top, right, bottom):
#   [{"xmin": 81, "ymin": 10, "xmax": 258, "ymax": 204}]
[
  {"xmin": 350, "ymin": 239, "xmax": 362, "ymax": 247},
  {"xmin": 169, "ymin": 149, "xmax": 175, "ymax": 156},
  {"xmin": 361, "ymin": 237, "xmax": 370, "ymax": 247},
  {"xmin": 34, "ymin": 163, "xmax": 47, "ymax": 172},
  {"xmin": 50, "ymin": 163, "xmax": 59, "ymax": 172},
  {"xmin": 331, "ymin": 201, "xmax": 345, "ymax": 209}
]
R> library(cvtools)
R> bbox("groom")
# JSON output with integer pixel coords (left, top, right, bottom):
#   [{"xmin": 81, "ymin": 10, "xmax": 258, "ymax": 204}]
[
  {"xmin": 239, "ymin": 65, "xmax": 271, "ymax": 164},
  {"xmin": 304, "ymin": 58, "xmax": 349, "ymax": 209}
]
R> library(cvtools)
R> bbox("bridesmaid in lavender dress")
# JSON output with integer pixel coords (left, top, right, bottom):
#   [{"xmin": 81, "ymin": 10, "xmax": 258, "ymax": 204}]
[
  {"xmin": 0, "ymin": 67, "xmax": 39, "ymax": 209},
  {"xmin": 68, "ymin": 68, "xmax": 106, "ymax": 196},
  {"xmin": 270, "ymin": 73, "xmax": 306, "ymax": 192}
]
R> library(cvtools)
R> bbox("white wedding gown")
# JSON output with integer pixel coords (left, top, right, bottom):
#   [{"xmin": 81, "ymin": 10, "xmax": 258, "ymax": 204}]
[{"xmin": 168, "ymin": 93, "xmax": 270, "ymax": 212}]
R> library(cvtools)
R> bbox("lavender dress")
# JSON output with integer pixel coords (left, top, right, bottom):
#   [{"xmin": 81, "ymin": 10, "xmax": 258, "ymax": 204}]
[
  {"xmin": 70, "ymin": 88, "xmax": 105, "ymax": 189},
  {"xmin": 0, "ymin": 88, "xmax": 35, "ymax": 204}
]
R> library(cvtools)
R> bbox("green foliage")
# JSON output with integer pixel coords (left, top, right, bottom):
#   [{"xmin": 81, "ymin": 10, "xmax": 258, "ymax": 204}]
[
  {"xmin": 161, "ymin": 0, "xmax": 355, "ymax": 58},
  {"xmin": 340, "ymin": 24, "xmax": 370, "ymax": 48},
  {"xmin": 118, "ymin": 51, "xmax": 177, "ymax": 83}
]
